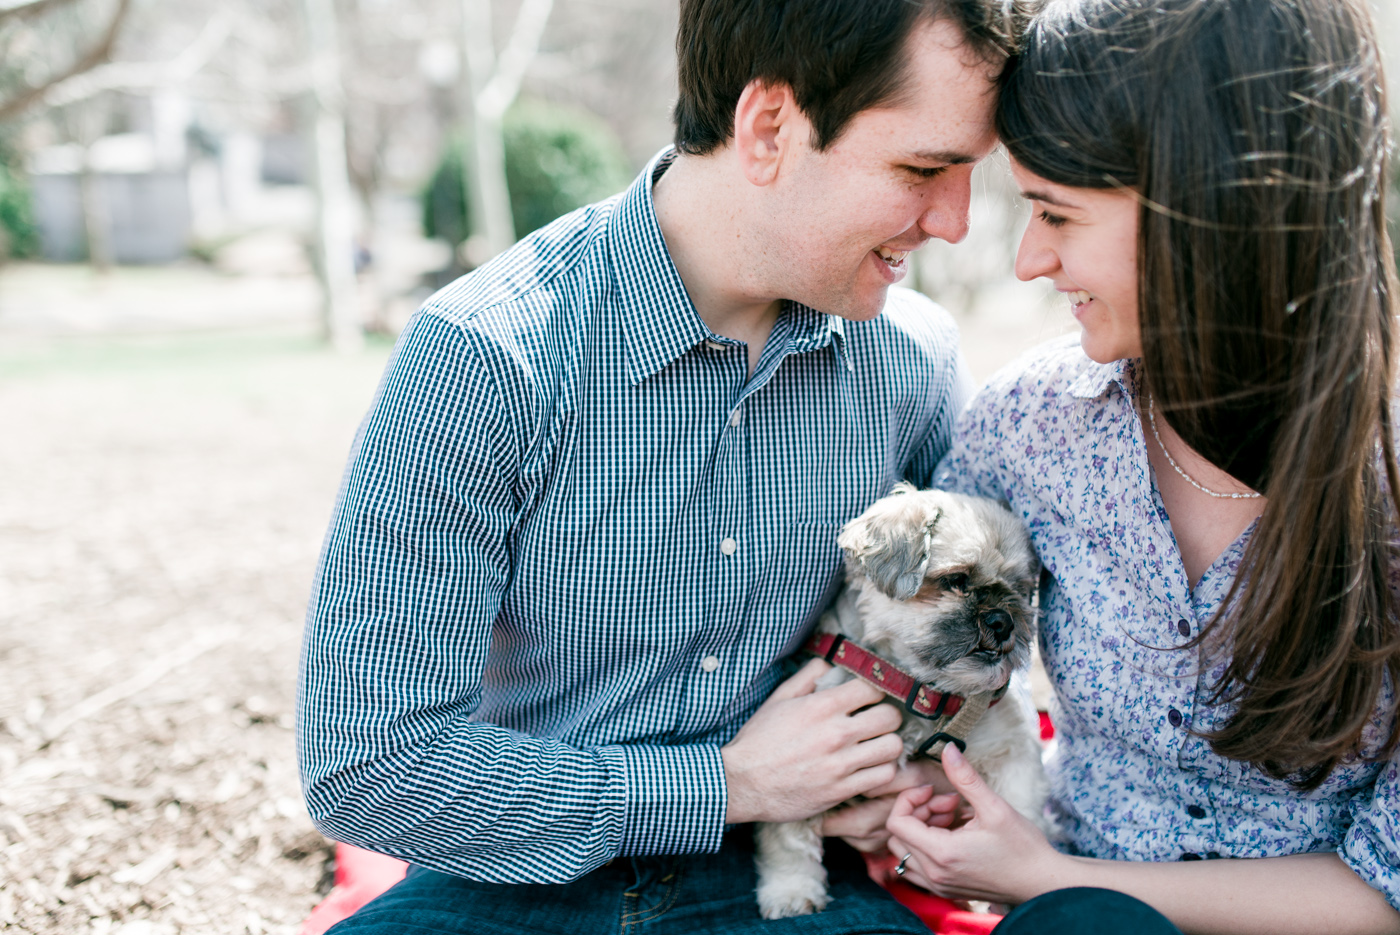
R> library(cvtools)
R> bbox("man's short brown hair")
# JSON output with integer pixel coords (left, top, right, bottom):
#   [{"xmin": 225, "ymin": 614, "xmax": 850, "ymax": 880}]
[{"xmin": 673, "ymin": 0, "xmax": 1031, "ymax": 156}]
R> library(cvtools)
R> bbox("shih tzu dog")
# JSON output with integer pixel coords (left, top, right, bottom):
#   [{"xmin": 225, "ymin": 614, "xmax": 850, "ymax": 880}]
[{"xmin": 754, "ymin": 484, "xmax": 1050, "ymax": 920}]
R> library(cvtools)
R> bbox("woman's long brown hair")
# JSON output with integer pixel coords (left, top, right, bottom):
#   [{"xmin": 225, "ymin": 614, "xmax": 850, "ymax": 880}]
[{"xmin": 999, "ymin": 0, "xmax": 1400, "ymax": 788}]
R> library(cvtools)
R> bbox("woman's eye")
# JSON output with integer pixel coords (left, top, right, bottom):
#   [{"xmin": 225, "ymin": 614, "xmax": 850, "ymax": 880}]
[{"xmin": 1038, "ymin": 210, "xmax": 1068, "ymax": 228}]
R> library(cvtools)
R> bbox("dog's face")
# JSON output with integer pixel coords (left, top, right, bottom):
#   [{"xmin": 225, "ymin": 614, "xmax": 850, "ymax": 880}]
[{"xmin": 837, "ymin": 484, "xmax": 1037, "ymax": 696}]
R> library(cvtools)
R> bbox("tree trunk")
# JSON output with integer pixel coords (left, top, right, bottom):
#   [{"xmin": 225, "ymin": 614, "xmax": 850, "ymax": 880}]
[
  {"xmin": 460, "ymin": 0, "xmax": 515, "ymax": 261},
  {"xmin": 301, "ymin": 0, "xmax": 362, "ymax": 353},
  {"xmin": 78, "ymin": 157, "xmax": 112, "ymax": 272}
]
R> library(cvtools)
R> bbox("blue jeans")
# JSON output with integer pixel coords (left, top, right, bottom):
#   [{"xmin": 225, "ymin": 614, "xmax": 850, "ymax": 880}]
[
  {"xmin": 328, "ymin": 827, "xmax": 931, "ymax": 934},
  {"xmin": 992, "ymin": 887, "xmax": 1183, "ymax": 934}
]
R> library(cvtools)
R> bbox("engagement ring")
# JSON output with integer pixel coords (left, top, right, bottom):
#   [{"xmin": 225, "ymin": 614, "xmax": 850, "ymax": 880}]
[{"xmin": 895, "ymin": 853, "xmax": 912, "ymax": 877}]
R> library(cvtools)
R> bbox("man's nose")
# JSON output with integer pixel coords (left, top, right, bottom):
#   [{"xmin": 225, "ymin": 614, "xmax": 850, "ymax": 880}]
[
  {"xmin": 917, "ymin": 169, "xmax": 973, "ymax": 245},
  {"xmin": 1014, "ymin": 223, "xmax": 1058, "ymax": 282}
]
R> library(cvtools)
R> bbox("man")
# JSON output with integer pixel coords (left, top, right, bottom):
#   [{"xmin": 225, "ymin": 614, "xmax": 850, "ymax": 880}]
[{"xmin": 299, "ymin": 0, "xmax": 1022, "ymax": 931}]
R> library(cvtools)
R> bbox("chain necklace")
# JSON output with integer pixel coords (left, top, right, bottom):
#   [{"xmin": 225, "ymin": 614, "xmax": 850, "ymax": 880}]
[{"xmin": 1146, "ymin": 396, "xmax": 1263, "ymax": 500}]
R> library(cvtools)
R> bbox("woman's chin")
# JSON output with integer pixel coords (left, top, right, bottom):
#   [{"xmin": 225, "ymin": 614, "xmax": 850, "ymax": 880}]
[{"xmin": 1079, "ymin": 330, "xmax": 1140, "ymax": 364}]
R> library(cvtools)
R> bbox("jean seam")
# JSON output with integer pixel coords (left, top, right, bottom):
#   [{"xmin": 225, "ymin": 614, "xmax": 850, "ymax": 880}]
[{"xmin": 627, "ymin": 863, "xmax": 685, "ymax": 926}]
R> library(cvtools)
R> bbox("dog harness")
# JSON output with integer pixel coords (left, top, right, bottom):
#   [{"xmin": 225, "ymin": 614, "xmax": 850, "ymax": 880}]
[{"xmin": 803, "ymin": 632, "xmax": 1006, "ymax": 760}]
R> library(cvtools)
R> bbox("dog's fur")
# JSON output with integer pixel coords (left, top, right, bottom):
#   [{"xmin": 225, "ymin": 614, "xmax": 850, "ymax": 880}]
[{"xmin": 754, "ymin": 485, "xmax": 1050, "ymax": 919}]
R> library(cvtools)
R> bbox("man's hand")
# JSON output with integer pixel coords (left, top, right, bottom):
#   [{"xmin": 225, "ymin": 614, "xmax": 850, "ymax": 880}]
[
  {"xmin": 820, "ymin": 758, "xmax": 955, "ymax": 853},
  {"xmin": 722, "ymin": 658, "xmax": 903, "ymax": 824}
]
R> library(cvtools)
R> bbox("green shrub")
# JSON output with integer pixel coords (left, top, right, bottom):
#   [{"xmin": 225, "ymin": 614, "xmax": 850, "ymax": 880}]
[
  {"xmin": 0, "ymin": 161, "xmax": 37, "ymax": 260},
  {"xmin": 422, "ymin": 98, "xmax": 632, "ymax": 248}
]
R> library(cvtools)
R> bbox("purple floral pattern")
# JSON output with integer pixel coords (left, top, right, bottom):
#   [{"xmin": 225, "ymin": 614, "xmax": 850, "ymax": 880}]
[{"xmin": 935, "ymin": 335, "xmax": 1400, "ymax": 909}]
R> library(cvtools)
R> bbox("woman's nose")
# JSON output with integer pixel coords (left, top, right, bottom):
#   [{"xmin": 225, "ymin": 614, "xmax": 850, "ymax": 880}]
[{"xmin": 1014, "ymin": 224, "xmax": 1058, "ymax": 282}]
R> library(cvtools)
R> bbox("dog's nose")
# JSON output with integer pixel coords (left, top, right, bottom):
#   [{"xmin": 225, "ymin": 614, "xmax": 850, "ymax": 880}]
[{"xmin": 983, "ymin": 609, "xmax": 1014, "ymax": 645}]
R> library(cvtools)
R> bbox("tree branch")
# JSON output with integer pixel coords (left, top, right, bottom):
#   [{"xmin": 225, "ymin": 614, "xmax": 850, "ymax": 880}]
[
  {"xmin": 40, "ymin": 11, "xmax": 231, "ymax": 109},
  {"xmin": 477, "ymin": 0, "xmax": 554, "ymax": 119},
  {"xmin": 0, "ymin": 0, "xmax": 132, "ymax": 122},
  {"xmin": 0, "ymin": 0, "xmax": 75, "ymax": 24}
]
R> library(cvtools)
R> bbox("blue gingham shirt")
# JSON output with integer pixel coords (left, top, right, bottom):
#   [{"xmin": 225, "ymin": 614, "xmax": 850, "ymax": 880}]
[
  {"xmin": 298, "ymin": 149, "xmax": 968, "ymax": 883},
  {"xmin": 936, "ymin": 336, "xmax": 1400, "ymax": 910}
]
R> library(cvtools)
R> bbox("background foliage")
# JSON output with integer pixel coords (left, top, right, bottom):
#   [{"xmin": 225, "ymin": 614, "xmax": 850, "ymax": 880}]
[{"xmin": 422, "ymin": 97, "xmax": 632, "ymax": 252}]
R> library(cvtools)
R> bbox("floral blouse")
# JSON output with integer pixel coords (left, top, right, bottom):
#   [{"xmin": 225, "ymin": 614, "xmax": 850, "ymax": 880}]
[{"xmin": 934, "ymin": 335, "xmax": 1400, "ymax": 910}]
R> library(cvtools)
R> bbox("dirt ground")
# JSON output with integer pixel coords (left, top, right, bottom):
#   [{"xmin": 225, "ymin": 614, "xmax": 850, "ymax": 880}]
[
  {"xmin": 0, "ymin": 265, "xmax": 1066, "ymax": 934},
  {"xmin": 0, "ymin": 333, "xmax": 392, "ymax": 934}
]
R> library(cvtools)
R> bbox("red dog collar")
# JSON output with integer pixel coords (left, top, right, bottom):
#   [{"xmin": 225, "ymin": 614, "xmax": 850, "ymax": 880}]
[{"xmin": 803, "ymin": 632, "xmax": 1001, "ymax": 720}]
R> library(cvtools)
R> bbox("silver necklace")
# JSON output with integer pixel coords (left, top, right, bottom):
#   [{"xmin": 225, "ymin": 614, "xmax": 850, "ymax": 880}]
[{"xmin": 1146, "ymin": 396, "xmax": 1263, "ymax": 500}]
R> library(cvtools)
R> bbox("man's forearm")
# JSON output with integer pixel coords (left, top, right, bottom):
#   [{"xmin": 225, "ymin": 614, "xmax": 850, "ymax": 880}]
[{"xmin": 301, "ymin": 715, "xmax": 728, "ymax": 881}]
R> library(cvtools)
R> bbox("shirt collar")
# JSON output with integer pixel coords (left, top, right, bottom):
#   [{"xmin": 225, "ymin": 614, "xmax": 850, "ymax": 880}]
[
  {"xmin": 1067, "ymin": 355, "xmax": 1139, "ymax": 400},
  {"xmin": 610, "ymin": 147, "xmax": 851, "ymax": 385}
]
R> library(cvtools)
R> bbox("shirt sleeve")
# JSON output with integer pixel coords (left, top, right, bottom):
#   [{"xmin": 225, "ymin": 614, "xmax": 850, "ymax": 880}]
[
  {"xmin": 1341, "ymin": 732, "xmax": 1400, "ymax": 910},
  {"xmin": 902, "ymin": 332, "xmax": 975, "ymax": 488},
  {"xmin": 297, "ymin": 311, "xmax": 727, "ymax": 884},
  {"xmin": 932, "ymin": 376, "xmax": 1011, "ymax": 502}
]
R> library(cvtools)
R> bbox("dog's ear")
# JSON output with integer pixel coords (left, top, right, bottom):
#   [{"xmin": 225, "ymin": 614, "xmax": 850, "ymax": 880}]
[{"xmin": 838, "ymin": 489, "xmax": 942, "ymax": 601}]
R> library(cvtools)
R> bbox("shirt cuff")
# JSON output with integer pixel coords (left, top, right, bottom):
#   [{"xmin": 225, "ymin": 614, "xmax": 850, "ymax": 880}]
[{"xmin": 603, "ymin": 743, "xmax": 728, "ymax": 857}]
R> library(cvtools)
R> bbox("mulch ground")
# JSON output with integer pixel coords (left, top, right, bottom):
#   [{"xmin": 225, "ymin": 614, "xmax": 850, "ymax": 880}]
[{"xmin": 0, "ymin": 334, "xmax": 392, "ymax": 935}]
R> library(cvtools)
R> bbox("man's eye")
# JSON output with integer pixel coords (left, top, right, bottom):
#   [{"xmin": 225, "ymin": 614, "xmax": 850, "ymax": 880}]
[
  {"xmin": 1038, "ymin": 210, "xmax": 1068, "ymax": 228},
  {"xmin": 906, "ymin": 165, "xmax": 948, "ymax": 179}
]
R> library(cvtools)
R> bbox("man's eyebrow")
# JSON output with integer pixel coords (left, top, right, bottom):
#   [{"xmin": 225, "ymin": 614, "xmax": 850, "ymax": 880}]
[
  {"xmin": 910, "ymin": 150, "xmax": 980, "ymax": 166},
  {"xmin": 1020, "ymin": 189, "xmax": 1078, "ymax": 209}
]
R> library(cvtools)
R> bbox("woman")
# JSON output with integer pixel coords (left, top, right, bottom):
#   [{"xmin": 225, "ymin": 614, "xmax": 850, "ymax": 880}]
[{"xmin": 886, "ymin": 0, "xmax": 1400, "ymax": 932}]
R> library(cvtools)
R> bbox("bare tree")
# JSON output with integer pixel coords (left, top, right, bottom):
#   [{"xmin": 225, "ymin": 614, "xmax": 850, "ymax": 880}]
[
  {"xmin": 300, "ymin": 0, "xmax": 362, "ymax": 352},
  {"xmin": 459, "ymin": 0, "xmax": 553, "ymax": 262},
  {"xmin": 0, "ymin": 0, "xmax": 134, "ymax": 121}
]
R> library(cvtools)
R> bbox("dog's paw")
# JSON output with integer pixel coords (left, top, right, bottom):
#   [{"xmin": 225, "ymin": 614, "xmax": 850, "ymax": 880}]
[{"xmin": 756, "ymin": 876, "xmax": 831, "ymax": 919}]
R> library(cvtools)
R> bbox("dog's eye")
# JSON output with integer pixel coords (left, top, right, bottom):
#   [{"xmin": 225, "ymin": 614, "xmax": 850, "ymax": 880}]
[{"xmin": 939, "ymin": 573, "xmax": 970, "ymax": 592}]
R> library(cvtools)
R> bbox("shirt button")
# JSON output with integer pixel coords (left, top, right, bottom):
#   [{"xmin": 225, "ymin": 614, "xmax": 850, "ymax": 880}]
[
  {"xmin": 700, "ymin": 655, "xmax": 720, "ymax": 672},
  {"xmin": 1167, "ymin": 708, "xmax": 1184, "ymax": 728},
  {"xmin": 1176, "ymin": 619, "xmax": 1191, "ymax": 637},
  {"xmin": 1187, "ymin": 804, "xmax": 1207, "ymax": 819},
  {"xmin": 720, "ymin": 538, "xmax": 737, "ymax": 556},
  {"xmin": 728, "ymin": 408, "xmax": 743, "ymax": 427}
]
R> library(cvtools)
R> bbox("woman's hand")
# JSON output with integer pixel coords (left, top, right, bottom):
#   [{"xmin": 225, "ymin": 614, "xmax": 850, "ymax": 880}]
[
  {"xmin": 885, "ymin": 745, "xmax": 1067, "ymax": 904},
  {"xmin": 822, "ymin": 758, "xmax": 956, "ymax": 853}
]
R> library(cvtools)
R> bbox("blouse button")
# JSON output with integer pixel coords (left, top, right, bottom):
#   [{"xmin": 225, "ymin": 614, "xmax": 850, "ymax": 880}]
[
  {"xmin": 1187, "ymin": 804, "xmax": 1206, "ymax": 819},
  {"xmin": 1176, "ymin": 618, "xmax": 1191, "ymax": 637},
  {"xmin": 1167, "ymin": 708, "xmax": 1184, "ymax": 728}
]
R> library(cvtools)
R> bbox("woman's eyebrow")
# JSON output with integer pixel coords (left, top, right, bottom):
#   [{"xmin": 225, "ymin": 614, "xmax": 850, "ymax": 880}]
[{"xmin": 1020, "ymin": 189, "xmax": 1077, "ymax": 208}]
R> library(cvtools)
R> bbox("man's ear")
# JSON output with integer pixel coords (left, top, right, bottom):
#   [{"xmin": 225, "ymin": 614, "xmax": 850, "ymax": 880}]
[{"xmin": 733, "ymin": 79, "xmax": 804, "ymax": 187}]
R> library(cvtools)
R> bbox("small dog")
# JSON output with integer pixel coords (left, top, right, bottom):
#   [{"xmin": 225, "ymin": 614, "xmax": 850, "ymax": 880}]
[{"xmin": 754, "ymin": 485, "xmax": 1049, "ymax": 920}]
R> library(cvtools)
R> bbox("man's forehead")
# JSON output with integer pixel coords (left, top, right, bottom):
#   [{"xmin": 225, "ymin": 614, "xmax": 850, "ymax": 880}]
[{"xmin": 901, "ymin": 17, "xmax": 1006, "ymax": 89}]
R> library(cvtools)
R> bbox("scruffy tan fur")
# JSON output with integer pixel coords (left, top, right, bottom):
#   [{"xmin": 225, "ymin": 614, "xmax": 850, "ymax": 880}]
[{"xmin": 755, "ymin": 485, "xmax": 1050, "ymax": 919}]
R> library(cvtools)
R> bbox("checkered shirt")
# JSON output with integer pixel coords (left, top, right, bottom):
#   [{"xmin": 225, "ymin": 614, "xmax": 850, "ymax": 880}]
[{"xmin": 298, "ymin": 148, "xmax": 968, "ymax": 883}]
